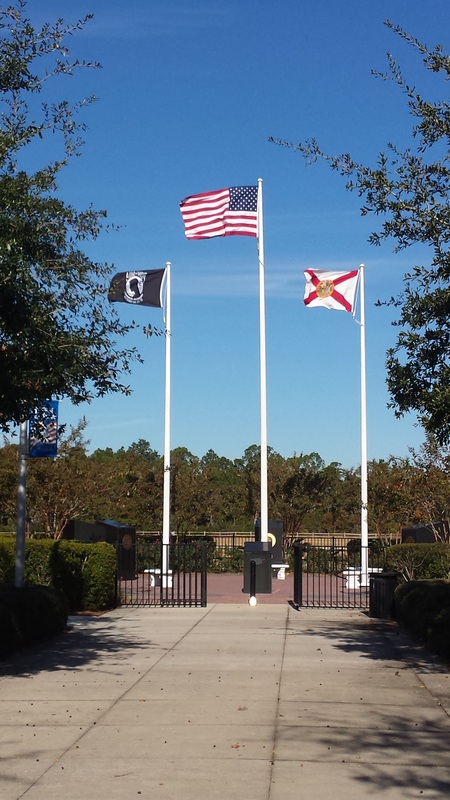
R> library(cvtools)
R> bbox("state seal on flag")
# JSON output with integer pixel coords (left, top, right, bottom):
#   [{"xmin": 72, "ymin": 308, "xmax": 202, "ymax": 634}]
[
  {"xmin": 304, "ymin": 268, "xmax": 359, "ymax": 312},
  {"xmin": 316, "ymin": 279, "xmax": 335, "ymax": 299}
]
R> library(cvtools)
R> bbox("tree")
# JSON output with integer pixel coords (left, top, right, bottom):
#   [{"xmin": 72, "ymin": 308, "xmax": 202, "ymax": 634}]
[
  {"xmin": 197, "ymin": 450, "xmax": 248, "ymax": 530},
  {"xmin": 0, "ymin": 440, "xmax": 19, "ymax": 527},
  {"xmin": 270, "ymin": 21, "xmax": 450, "ymax": 444},
  {"xmin": 0, "ymin": 1, "xmax": 142, "ymax": 430},
  {"xmin": 98, "ymin": 443, "xmax": 163, "ymax": 529},
  {"xmin": 392, "ymin": 434, "xmax": 450, "ymax": 539},
  {"xmin": 127, "ymin": 440, "xmax": 160, "ymax": 465},
  {"xmin": 25, "ymin": 419, "xmax": 99, "ymax": 538},
  {"xmin": 367, "ymin": 458, "xmax": 411, "ymax": 541},
  {"xmin": 169, "ymin": 447, "xmax": 201, "ymax": 533},
  {"xmin": 270, "ymin": 452, "xmax": 334, "ymax": 533},
  {"xmin": 234, "ymin": 444, "xmax": 264, "ymax": 521}
]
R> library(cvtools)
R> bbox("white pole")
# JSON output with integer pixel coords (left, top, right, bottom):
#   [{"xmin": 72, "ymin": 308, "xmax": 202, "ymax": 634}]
[
  {"xmin": 359, "ymin": 263, "xmax": 369, "ymax": 586},
  {"xmin": 162, "ymin": 262, "xmax": 171, "ymax": 584},
  {"xmin": 257, "ymin": 178, "xmax": 268, "ymax": 543},
  {"xmin": 15, "ymin": 420, "xmax": 28, "ymax": 587}
]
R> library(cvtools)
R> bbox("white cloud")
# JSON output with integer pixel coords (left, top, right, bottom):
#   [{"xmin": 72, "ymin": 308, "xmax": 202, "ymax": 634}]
[{"xmin": 85, "ymin": 1, "xmax": 233, "ymax": 40}]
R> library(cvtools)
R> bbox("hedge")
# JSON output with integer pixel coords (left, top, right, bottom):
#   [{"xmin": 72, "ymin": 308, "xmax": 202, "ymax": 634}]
[
  {"xmin": 0, "ymin": 536, "xmax": 117, "ymax": 611},
  {"xmin": 0, "ymin": 584, "xmax": 68, "ymax": 658},
  {"xmin": 384, "ymin": 542, "xmax": 450, "ymax": 582},
  {"xmin": 135, "ymin": 535, "xmax": 245, "ymax": 573},
  {"xmin": 395, "ymin": 580, "xmax": 450, "ymax": 660}
]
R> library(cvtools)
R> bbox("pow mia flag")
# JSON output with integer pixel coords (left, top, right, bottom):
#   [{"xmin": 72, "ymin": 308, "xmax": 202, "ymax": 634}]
[{"xmin": 108, "ymin": 269, "xmax": 166, "ymax": 308}]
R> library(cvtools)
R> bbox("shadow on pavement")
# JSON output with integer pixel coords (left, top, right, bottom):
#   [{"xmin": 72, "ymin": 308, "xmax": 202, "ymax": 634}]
[
  {"xmin": 284, "ymin": 615, "xmax": 450, "ymax": 796},
  {"xmin": 0, "ymin": 621, "xmax": 154, "ymax": 677},
  {"xmin": 289, "ymin": 614, "xmax": 448, "ymax": 672}
]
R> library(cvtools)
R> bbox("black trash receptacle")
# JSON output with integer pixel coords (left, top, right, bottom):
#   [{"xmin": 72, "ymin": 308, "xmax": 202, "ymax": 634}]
[
  {"xmin": 369, "ymin": 572, "xmax": 399, "ymax": 619},
  {"xmin": 243, "ymin": 542, "xmax": 272, "ymax": 594}
]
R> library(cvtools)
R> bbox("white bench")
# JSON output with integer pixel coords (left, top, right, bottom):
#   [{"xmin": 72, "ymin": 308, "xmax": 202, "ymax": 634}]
[
  {"xmin": 272, "ymin": 563, "xmax": 290, "ymax": 580},
  {"xmin": 144, "ymin": 568, "xmax": 173, "ymax": 588},
  {"xmin": 342, "ymin": 567, "xmax": 383, "ymax": 590}
]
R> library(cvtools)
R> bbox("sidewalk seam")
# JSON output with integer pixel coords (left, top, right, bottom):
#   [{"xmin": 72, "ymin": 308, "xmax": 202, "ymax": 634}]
[
  {"xmin": 267, "ymin": 605, "xmax": 291, "ymax": 799},
  {"xmin": 15, "ymin": 606, "xmax": 215, "ymax": 799}
]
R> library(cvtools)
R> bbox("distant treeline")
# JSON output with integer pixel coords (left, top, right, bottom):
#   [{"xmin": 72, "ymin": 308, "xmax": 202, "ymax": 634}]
[{"xmin": 0, "ymin": 426, "xmax": 448, "ymax": 540}]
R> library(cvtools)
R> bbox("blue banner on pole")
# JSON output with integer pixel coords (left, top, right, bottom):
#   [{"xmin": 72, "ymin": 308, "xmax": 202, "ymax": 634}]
[{"xmin": 29, "ymin": 401, "xmax": 58, "ymax": 458}]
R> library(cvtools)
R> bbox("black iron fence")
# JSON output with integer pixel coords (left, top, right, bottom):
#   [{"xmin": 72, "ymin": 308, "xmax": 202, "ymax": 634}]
[
  {"xmin": 120, "ymin": 533, "xmax": 387, "ymax": 609},
  {"xmin": 292, "ymin": 537, "xmax": 385, "ymax": 608},
  {"xmin": 117, "ymin": 540, "xmax": 207, "ymax": 607},
  {"xmin": 134, "ymin": 532, "xmax": 385, "ymax": 567}
]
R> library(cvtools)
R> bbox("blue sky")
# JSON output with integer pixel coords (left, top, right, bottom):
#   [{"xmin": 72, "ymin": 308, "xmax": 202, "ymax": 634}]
[{"xmin": 25, "ymin": 0, "xmax": 450, "ymax": 468}]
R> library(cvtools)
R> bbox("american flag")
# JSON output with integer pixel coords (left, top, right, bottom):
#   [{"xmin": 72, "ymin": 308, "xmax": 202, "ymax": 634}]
[{"xmin": 180, "ymin": 186, "xmax": 258, "ymax": 239}]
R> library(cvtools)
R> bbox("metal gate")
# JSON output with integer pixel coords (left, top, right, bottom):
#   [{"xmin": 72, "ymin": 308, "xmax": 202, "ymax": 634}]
[
  {"xmin": 117, "ymin": 540, "xmax": 207, "ymax": 607},
  {"xmin": 292, "ymin": 537, "xmax": 383, "ymax": 609}
]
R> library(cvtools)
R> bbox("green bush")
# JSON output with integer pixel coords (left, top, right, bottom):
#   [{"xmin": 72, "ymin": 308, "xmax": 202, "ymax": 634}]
[
  {"xmin": 0, "ymin": 537, "xmax": 116, "ymax": 612},
  {"xmin": 385, "ymin": 543, "xmax": 450, "ymax": 582},
  {"xmin": 0, "ymin": 536, "xmax": 16, "ymax": 583},
  {"xmin": 48, "ymin": 540, "xmax": 117, "ymax": 611},
  {"xmin": 347, "ymin": 538, "xmax": 384, "ymax": 564},
  {"xmin": 302, "ymin": 545, "xmax": 334, "ymax": 573},
  {"xmin": 172, "ymin": 536, "xmax": 216, "ymax": 571},
  {"xmin": 0, "ymin": 584, "xmax": 68, "ymax": 658},
  {"xmin": 24, "ymin": 538, "xmax": 55, "ymax": 585},
  {"xmin": 78, "ymin": 542, "xmax": 117, "ymax": 610},
  {"xmin": 48, "ymin": 540, "xmax": 84, "ymax": 608},
  {"xmin": 135, "ymin": 537, "xmax": 161, "ymax": 573},
  {"xmin": 211, "ymin": 546, "xmax": 244, "ymax": 573},
  {"xmin": 0, "ymin": 596, "xmax": 21, "ymax": 655},
  {"xmin": 136, "ymin": 535, "xmax": 239, "ymax": 573},
  {"xmin": 283, "ymin": 539, "xmax": 383, "ymax": 573},
  {"xmin": 395, "ymin": 580, "xmax": 450, "ymax": 659}
]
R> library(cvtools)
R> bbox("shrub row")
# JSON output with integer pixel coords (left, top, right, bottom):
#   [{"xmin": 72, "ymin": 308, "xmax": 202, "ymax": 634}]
[
  {"xmin": 395, "ymin": 580, "xmax": 450, "ymax": 660},
  {"xmin": 135, "ymin": 536, "xmax": 245, "ymax": 573},
  {"xmin": 0, "ymin": 537, "xmax": 117, "ymax": 611},
  {"xmin": 283, "ymin": 539, "xmax": 384, "ymax": 573},
  {"xmin": 384, "ymin": 543, "xmax": 450, "ymax": 581},
  {"xmin": 281, "ymin": 541, "xmax": 450, "ymax": 578},
  {"xmin": 0, "ymin": 584, "xmax": 68, "ymax": 658}
]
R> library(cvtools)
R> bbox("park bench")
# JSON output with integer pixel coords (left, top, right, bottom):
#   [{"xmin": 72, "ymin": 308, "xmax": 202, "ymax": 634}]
[
  {"xmin": 272, "ymin": 563, "xmax": 290, "ymax": 580},
  {"xmin": 143, "ymin": 568, "xmax": 173, "ymax": 588},
  {"xmin": 342, "ymin": 566, "xmax": 383, "ymax": 589}
]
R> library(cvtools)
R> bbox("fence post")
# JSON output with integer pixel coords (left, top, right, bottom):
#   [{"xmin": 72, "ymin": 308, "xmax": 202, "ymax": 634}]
[
  {"xmin": 201, "ymin": 541, "xmax": 208, "ymax": 607},
  {"xmin": 293, "ymin": 541, "xmax": 303, "ymax": 607}
]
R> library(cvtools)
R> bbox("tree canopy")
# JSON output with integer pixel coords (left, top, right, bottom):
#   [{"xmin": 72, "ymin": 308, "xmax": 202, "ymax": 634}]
[
  {"xmin": 0, "ymin": 0, "xmax": 140, "ymax": 430},
  {"xmin": 1, "ymin": 433, "xmax": 448, "ymax": 539},
  {"xmin": 270, "ymin": 21, "xmax": 450, "ymax": 444}
]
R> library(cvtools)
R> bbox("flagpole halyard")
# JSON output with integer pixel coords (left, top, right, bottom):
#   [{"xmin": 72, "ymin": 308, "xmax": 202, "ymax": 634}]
[{"xmin": 257, "ymin": 178, "xmax": 268, "ymax": 543}]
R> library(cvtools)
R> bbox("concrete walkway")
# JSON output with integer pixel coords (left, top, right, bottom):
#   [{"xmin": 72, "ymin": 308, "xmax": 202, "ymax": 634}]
[{"xmin": 1, "ymin": 603, "xmax": 449, "ymax": 799}]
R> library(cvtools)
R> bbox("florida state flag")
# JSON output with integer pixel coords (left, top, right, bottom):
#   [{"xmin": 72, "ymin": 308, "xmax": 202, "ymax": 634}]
[{"xmin": 304, "ymin": 269, "xmax": 359, "ymax": 313}]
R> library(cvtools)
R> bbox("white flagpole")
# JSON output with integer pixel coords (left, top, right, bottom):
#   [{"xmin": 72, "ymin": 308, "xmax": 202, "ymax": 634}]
[
  {"xmin": 162, "ymin": 262, "xmax": 171, "ymax": 583},
  {"xmin": 359, "ymin": 263, "xmax": 369, "ymax": 585},
  {"xmin": 257, "ymin": 178, "xmax": 268, "ymax": 543}
]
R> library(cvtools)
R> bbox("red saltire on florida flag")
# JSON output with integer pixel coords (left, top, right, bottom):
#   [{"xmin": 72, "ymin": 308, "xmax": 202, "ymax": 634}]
[{"xmin": 303, "ymin": 268, "xmax": 359, "ymax": 313}]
